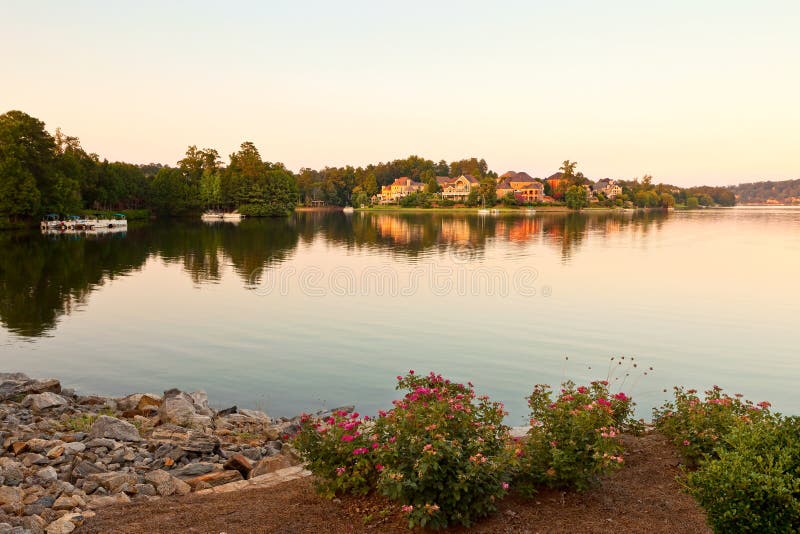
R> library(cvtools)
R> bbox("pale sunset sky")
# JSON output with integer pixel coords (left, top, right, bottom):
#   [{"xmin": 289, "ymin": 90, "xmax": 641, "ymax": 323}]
[{"xmin": 3, "ymin": 1, "xmax": 798, "ymax": 186}]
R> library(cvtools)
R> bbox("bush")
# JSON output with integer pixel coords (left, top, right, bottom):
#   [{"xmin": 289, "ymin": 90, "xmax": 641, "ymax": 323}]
[
  {"xmin": 292, "ymin": 409, "xmax": 380, "ymax": 498},
  {"xmin": 238, "ymin": 203, "xmax": 293, "ymax": 217},
  {"xmin": 653, "ymin": 386, "xmax": 773, "ymax": 466},
  {"xmin": 515, "ymin": 380, "xmax": 633, "ymax": 492},
  {"xmin": 686, "ymin": 417, "xmax": 800, "ymax": 533},
  {"xmin": 375, "ymin": 371, "xmax": 510, "ymax": 529}
]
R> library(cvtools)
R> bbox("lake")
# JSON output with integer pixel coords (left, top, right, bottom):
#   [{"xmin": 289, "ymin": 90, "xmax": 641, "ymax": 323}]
[{"xmin": 1, "ymin": 207, "xmax": 798, "ymax": 424}]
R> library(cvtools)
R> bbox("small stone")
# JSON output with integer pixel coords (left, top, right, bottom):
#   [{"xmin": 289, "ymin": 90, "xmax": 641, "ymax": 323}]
[
  {"xmin": 223, "ymin": 453, "xmax": 253, "ymax": 478},
  {"xmin": 36, "ymin": 466, "xmax": 59, "ymax": 483},
  {"xmin": 170, "ymin": 462, "xmax": 217, "ymax": 479},
  {"xmin": 88, "ymin": 416, "xmax": 141, "ymax": 442},
  {"xmin": 0, "ymin": 486, "xmax": 24, "ymax": 506},
  {"xmin": 34, "ymin": 495, "xmax": 55, "ymax": 508},
  {"xmin": 87, "ymin": 472, "xmax": 139, "ymax": 494},
  {"xmin": 134, "ymin": 483, "xmax": 156, "ymax": 497},
  {"xmin": 63, "ymin": 442, "xmax": 85, "ymax": 455},
  {"xmin": 46, "ymin": 445, "xmax": 65, "ymax": 459},
  {"xmin": 87, "ymin": 493, "xmax": 130, "ymax": 509},
  {"xmin": 144, "ymin": 470, "xmax": 190, "ymax": 496},
  {"xmin": 52, "ymin": 495, "xmax": 78, "ymax": 511}
]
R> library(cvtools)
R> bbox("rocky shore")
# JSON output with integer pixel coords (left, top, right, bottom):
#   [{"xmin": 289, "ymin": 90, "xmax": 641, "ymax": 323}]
[{"xmin": 0, "ymin": 372, "xmax": 325, "ymax": 534}]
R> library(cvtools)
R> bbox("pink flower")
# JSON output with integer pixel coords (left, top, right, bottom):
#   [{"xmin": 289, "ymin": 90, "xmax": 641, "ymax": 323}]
[
  {"xmin": 502, "ymin": 482, "xmax": 509, "ymax": 490},
  {"xmin": 375, "ymin": 464, "xmax": 384, "ymax": 472},
  {"xmin": 683, "ymin": 440, "xmax": 690, "ymax": 446},
  {"xmin": 409, "ymin": 369, "xmax": 415, "ymax": 375},
  {"xmin": 341, "ymin": 434, "xmax": 354, "ymax": 442},
  {"xmin": 336, "ymin": 467, "xmax": 346, "ymax": 476},
  {"xmin": 401, "ymin": 505, "xmax": 414, "ymax": 513},
  {"xmin": 352, "ymin": 447, "xmax": 369, "ymax": 455},
  {"xmin": 613, "ymin": 392, "xmax": 629, "ymax": 401},
  {"xmin": 396, "ymin": 375, "xmax": 403, "ymax": 381}
]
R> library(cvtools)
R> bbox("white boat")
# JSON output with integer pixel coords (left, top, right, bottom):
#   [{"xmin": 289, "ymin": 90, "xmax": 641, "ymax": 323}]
[
  {"xmin": 490, "ymin": 209, "xmax": 500, "ymax": 215},
  {"xmin": 477, "ymin": 208, "xmax": 490, "ymax": 215},
  {"xmin": 524, "ymin": 209, "xmax": 536, "ymax": 216},
  {"xmin": 342, "ymin": 206, "xmax": 355, "ymax": 213},
  {"xmin": 202, "ymin": 211, "xmax": 244, "ymax": 221}
]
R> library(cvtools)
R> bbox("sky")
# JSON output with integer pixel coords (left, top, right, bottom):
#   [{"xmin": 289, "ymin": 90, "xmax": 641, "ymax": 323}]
[{"xmin": 3, "ymin": 1, "xmax": 799, "ymax": 186}]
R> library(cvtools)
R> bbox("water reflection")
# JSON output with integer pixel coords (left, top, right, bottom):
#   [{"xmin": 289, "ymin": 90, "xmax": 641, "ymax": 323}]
[{"xmin": 0, "ymin": 211, "xmax": 668, "ymax": 337}]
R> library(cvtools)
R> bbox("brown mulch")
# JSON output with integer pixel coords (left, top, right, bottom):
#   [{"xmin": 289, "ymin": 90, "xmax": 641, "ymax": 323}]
[{"xmin": 78, "ymin": 433, "xmax": 709, "ymax": 534}]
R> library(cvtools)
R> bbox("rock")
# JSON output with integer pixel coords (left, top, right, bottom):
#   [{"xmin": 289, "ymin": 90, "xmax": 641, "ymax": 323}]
[
  {"xmin": 71, "ymin": 460, "xmax": 105, "ymax": 479},
  {"xmin": 23, "ymin": 515, "xmax": 48, "ymax": 533},
  {"xmin": 36, "ymin": 466, "xmax": 59, "ymax": 483},
  {"xmin": 34, "ymin": 496, "xmax": 55, "ymax": 508},
  {"xmin": 216, "ymin": 406, "xmax": 237, "ymax": 416},
  {"xmin": 184, "ymin": 469, "xmax": 243, "ymax": 489},
  {"xmin": 46, "ymin": 517, "xmax": 75, "ymax": 534},
  {"xmin": 144, "ymin": 470, "xmax": 190, "ymax": 496},
  {"xmin": 21, "ymin": 392, "xmax": 69, "ymax": 412},
  {"xmin": 151, "ymin": 425, "xmax": 219, "ymax": 454},
  {"xmin": 87, "ymin": 493, "xmax": 130, "ymax": 509},
  {"xmin": 87, "ymin": 472, "xmax": 139, "ymax": 494},
  {"xmin": 9, "ymin": 441, "xmax": 28, "ymax": 455},
  {"xmin": 88, "ymin": 416, "xmax": 141, "ymax": 442},
  {"xmin": 51, "ymin": 495, "xmax": 78, "ymax": 511},
  {"xmin": 250, "ymin": 454, "xmax": 297, "ymax": 478},
  {"xmin": 0, "ymin": 486, "xmax": 23, "ymax": 506},
  {"xmin": 158, "ymin": 390, "xmax": 212, "ymax": 428},
  {"xmin": 134, "ymin": 483, "xmax": 156, "ymax": 497},
  {"xmin": 235, "ymin": 409, "xmax": 272, "ymax": 423},
  {"xmin": 63, "ymin": 443, "xmax": 85, "ymax": 455},
  {"xmin": 0, "ymin": 523, "xmax": 12, "ymax": 534},
  {"xmin": 170, "ymin": 462, "xmax": 217, "ymax": 479},
  {"xmin": 46, "ymin": 445, "xmax": 65, "ymax": 459},
  {"xmin": 0, "ymin": 465, "xmax": 24, "ymax": 486},
  {"xmin": 84, "ymin": 438, "xmax": 118, "ymax": 449},
  {"xmin": 223, "ymin": 453, "xmax": 253, "ymax": 478},
  {"xmin": 0, "ymin": 373, "xmax": 61, "ymax": 401}
]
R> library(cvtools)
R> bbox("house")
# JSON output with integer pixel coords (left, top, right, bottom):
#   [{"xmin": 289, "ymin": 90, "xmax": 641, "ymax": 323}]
[
  {"xmin": 594, "ymin": 178, "xmax": 622, "ymax": 199},
  {"xmin": 545, "ymin": 172, "xmax": 570, "ymax": 198},
  {"xmin": 379, "ymin": 177, "xmax": 425, "ymax": 203},
  {"xmin": 496, "ymin": 171, "xmax": 544, "ymax": 203},
  {"xmin": 437, "ymin": 174, "xmax": 480, "ymax": 202}
]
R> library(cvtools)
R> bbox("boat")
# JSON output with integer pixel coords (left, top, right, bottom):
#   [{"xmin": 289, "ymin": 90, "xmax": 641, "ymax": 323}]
[
  {"xmin": 202, "ymin": 211, "xmax": 244, "ymax": 221},
  {"xmin": 524, "ymin": 208, "xmax": 536, "ymax": 216},
  {"xmin": 41, "ymin": 214, "xmax": 127, "ymax": 233},
  {"xmin": 490, "ymin": 209, "xmax": 500, "ymax": 215},
  {"xmin": 477, "ymin": 209, "xmax": 490, "ymax": 215},
  {"xmin": 342, "ymin": 206, "xmax": 355, "ymax": 213}
]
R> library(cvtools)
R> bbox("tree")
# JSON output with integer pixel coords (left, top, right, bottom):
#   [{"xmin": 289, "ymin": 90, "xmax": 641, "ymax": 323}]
[
  {"xmin": 686, "ymin": 197, "xmax": 699, "ymax": 209},
  {"xmin": 565, "ymin": 185, "xmax": 589, "ymax": 210},
  {"xmin": 560, "ymin": 160, "xmax": 577, "ymax": 181},
  {"xmin": 660, "ymin": 193, "xmax": 675, "ymax": 208}
]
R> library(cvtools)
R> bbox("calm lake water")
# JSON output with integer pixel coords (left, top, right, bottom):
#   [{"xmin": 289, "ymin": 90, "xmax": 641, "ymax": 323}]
[{"xmin": 2, "ymin": 207, "xmax": 799, "ymax": 423}]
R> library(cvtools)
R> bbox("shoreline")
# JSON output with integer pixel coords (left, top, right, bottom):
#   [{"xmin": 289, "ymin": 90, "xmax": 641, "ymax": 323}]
[{"xmin": 0, "ymin": 372, "xmax": 313, "ymax": 533}]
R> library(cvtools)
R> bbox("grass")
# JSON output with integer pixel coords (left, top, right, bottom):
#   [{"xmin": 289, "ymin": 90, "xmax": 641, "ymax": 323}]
[{"xmin": 62, "ymin": 407, "xmax": 115, "ymax": 432}]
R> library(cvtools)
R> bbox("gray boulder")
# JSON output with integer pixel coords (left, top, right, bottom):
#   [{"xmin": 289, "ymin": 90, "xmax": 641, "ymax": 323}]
[
  {"xmin": 88, "ymin": 416, "xmax": 141, "ymax": 442},
  {"xmin": 21, "ymin": 392, "xmax": 68, "ymax": 411}
]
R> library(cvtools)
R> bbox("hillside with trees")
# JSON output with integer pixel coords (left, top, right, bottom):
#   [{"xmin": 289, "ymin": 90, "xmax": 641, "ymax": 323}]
[{"xmin": 727, "ymin": 179, "xmax": 800, "ymax": 204}]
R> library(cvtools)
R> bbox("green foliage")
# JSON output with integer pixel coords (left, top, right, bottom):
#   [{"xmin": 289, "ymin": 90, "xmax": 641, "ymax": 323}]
[
  {"xmin": 686, "ymin": 417, "xmax": 800, "ymax": 534},
  {"xmin": 653, "ymin": 386, "xmax": 774, "ymax": 466},
  {"xmin": 399, "ymin": 192, "xmax": 431, "ymax": 208},
  {"xmin": 375, "ymin": 372, "xmax": 510, "ymax": 529},
  {"xmin": 729, "ymin": 179, "xmax": 800, "ymax": 205},
  {"xmin": 686, "ymin": 196, "xmax": 700, "ymax": 209},
  {"xmin": 515, "ymin": 381, "xmax": 633, "ymax": 492},
  {"xmin": 565, "ymin": 185, "xmax": 589, "ymax": 210},
  {"xmin": 293, "ymin": 409, "xmax": 380, "ymax": 498}
]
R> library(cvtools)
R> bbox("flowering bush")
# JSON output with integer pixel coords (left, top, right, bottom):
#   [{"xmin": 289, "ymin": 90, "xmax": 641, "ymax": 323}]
[
  {"xmin": 686, "ymin": 416, "xmax": 800, "ymax": 533},
  {"xmin": 515, "ymin": 380, "xmax": 633, "ymax": 492},
  {"xmin": 653, "ymin": 386, "xmax": 774, "ymax": 466},
  {"xmin": 375, "ymin": 371, "xmax": 511, "ymax": 529},
  {"xmin": 293, "ymin": 409, "xmax": 380, "ymax": 497}
]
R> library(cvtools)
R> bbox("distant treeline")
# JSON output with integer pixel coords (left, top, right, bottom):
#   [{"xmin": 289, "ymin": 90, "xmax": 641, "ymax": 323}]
[
  {"xmin": 1, "ymin": 109, "xmax": 749, "ymax": 226},
  {"xmin": 727, "ymin": 179, "xmax": 800, "ymax": 204}
]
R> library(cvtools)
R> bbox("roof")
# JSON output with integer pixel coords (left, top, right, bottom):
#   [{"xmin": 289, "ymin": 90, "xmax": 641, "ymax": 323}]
[
  {"xmin": 461, "ymin": 174, "xmax": 480, "ymax": 184},
  {"xmin": 546, "ymin": 172, "xmax": 565, "ymax": 181}
]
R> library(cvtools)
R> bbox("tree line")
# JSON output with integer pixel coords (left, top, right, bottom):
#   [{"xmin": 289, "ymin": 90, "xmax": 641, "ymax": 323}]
[{"xmin": 1, "ymin": 110, "xmax": 742, "ymax": 226}]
